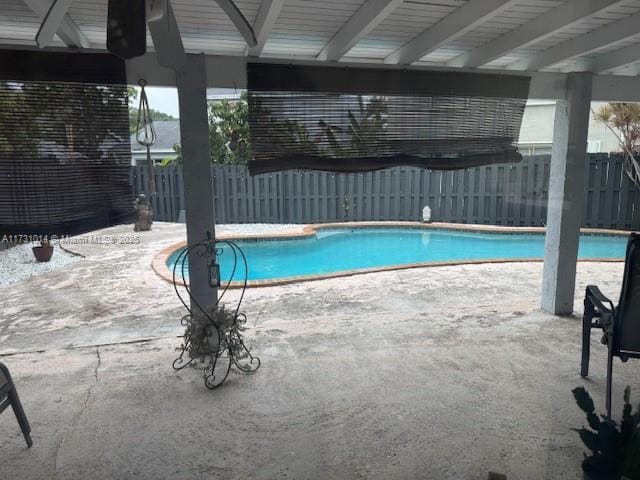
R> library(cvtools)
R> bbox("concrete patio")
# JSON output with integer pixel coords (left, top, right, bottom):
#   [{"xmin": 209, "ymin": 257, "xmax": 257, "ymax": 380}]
[{"xmin": 0, "ymin": 223, "xmax": 637, "ymax": 480}]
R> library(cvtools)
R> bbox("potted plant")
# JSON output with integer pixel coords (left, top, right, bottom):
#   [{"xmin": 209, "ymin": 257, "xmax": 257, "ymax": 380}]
[
  {"xmin": 32, "ymin": 238, "xmax": 54, "ymax": 262},
  {"xmin": 572, "ymin": 386, "xmax": 640, "ymax": 480},
  {"xmin": 182, "ymin": 304, "xmax": 253, "ymax": 367}
]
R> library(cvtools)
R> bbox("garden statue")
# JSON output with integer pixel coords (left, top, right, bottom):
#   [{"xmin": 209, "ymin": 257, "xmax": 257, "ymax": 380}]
[{"xmin": 133, "ymin": 194, "xmax": 153, "ymax": 231}]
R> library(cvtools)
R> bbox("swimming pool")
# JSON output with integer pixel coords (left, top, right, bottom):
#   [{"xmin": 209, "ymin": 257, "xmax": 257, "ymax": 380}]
[{"xmin": 164, "ymin": 226, "xmax": 628, "ymax": 285}]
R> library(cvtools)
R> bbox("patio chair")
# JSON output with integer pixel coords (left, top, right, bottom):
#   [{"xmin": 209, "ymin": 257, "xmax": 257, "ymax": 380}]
[
  {"xmin": 581, "ymin": 232, "xmax": 640, "ymax": 418},
  {"xmin": 0, "ymin": 362, "xmax": 33, "ymax": 447}
]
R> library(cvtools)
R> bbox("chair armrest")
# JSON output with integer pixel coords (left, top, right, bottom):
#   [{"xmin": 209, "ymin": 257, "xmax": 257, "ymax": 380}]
[{"xmin": 585, "ymin": 285, "xmax": 615, "ymax": 315}]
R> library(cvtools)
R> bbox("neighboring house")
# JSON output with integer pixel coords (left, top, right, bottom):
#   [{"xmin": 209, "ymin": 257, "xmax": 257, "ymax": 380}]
[
  {"xmin": 518, "ymin": 101, "xmax": 620, "ymax": 155},
  {"xmin": 208, "ymin": 88, "xmax": 241, "ymax": 102},
  {"xmin": 130, "ymin": 120, "xmax": 180, "ymax": 165}
]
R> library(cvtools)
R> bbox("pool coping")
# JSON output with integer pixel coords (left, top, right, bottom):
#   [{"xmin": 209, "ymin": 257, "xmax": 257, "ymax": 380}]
[{"xmin": 152, "ymin": 221, "xmax": 630, "ymax": 288}]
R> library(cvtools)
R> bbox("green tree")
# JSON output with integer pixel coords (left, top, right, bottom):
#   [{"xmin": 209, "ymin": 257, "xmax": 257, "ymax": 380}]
[
  {"xmin": 247, "ymin": 93, "xmax": 318, "ymax": 158},
  {"xmin": 0, "ymin": 82, "xmax": 35, "ymax": 154},
  {"xmin": 208, "ymin": 91, "xmax": 251, "ymax": 164},
  {"xmin": 594, "ymin": 102, "xmax": 640, "ymax": 186},
  {"xmin": 165, "ymin": 91, "xmax": 252, "ymax": 165},
  {"xmin": 1, "ymin": 81, "xmax": 129, "ymax": 155},
  {"xmin": 127, "ymin": 87, "xmax": 138, "ymax": 104}
]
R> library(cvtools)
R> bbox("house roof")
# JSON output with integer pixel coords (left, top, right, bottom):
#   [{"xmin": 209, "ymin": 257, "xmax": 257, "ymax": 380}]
[{"xmin": 130, "ymin": 120, "xmax": 180, "ymax": 152}]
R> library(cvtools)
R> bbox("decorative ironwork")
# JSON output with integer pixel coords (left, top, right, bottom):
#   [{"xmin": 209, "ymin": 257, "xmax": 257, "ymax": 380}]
[{"xmin": 172, "ymin": 233, "xmax": 260, "ymax": 389}]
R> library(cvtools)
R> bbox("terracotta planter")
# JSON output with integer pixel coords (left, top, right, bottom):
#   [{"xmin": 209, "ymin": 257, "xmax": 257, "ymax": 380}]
[{"xmin": 32, "ymin": 243, "xmax": 54, "ymax": 262}]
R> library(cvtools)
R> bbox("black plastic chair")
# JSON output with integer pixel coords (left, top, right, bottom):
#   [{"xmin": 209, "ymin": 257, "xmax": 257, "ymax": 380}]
[
  {"xmin": 581, "ymin": 232, "xmax": 640, "ymax": 418},
  {"xmin": 0, "ymin": 362, "xmax": 32, "ymax": 447}
]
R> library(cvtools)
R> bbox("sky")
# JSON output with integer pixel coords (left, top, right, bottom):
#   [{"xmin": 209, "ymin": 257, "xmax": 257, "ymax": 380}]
[
  {"xmin": 143, "ymin": 87, "xmax": 179, "ymax": 117},
  {"xmin": 135, "ymin": 87, "xmax": 241, "ymax": 118}
]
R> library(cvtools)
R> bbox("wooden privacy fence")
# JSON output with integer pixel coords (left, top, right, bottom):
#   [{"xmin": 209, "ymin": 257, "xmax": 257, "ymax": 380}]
[{"xmin": 131, "ymin": 153, "xmax": 640, "ymax": 230}]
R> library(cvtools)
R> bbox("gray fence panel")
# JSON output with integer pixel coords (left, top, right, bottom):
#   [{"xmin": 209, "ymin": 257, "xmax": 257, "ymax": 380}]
[{"xmin": 130, "ymin": 153, "xmax": 640, "ymax": 229}]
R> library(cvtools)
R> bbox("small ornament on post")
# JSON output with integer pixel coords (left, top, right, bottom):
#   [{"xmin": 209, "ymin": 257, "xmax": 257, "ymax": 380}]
[
  {"xmin": 422, "ymin": 205, "xmax": 432, "ymax": 223},
  {"xmin": 133, "ymin": 194, "xmax": 153, "ymax": 232}
]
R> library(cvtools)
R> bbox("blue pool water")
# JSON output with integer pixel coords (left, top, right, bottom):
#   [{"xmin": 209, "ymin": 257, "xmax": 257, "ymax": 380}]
[{"xmin": 167, "ymin": 228, "xmax": 628, "ymax": 282}]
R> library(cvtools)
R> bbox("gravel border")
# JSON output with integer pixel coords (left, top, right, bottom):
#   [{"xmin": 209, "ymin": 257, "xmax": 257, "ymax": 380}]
[
  {"xmin": 0, "ymin": 224, "xmax": 305, "ymax": 287},
  {"xmin": 0, "ymin": 241, "xmax": 82, "ymax": 286}
]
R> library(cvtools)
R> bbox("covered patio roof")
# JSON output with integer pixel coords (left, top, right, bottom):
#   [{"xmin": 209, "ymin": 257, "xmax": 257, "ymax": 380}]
[{"xmin": 2, "ymin": 0, "xmax": 640, "ymax": 99}]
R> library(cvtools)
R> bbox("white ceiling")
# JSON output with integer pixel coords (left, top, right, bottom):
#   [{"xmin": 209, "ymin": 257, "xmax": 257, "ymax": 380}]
[{"xmin": 4, "ymin": 0, "xmax": 640, "ymax": 76}]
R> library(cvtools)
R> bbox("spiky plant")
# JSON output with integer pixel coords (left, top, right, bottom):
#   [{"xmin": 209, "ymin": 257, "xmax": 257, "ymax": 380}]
[
  {"xmin": 572, "ymin": 386, "xmax": 640, "ymax": 480},
  {"xmin": 346, "ymin": 95, "xmax": 388, "ymax": 156},
  {"xmin": 620, "ymin": 388, "xmax": 640, "ymax": 478},
  {"xmin": 593, "ymin": 103, "xmax": 640, "ymax": 187},
  {"xmin": 318, "ymin": 95, "xmax": 388, "ymax": 157}
]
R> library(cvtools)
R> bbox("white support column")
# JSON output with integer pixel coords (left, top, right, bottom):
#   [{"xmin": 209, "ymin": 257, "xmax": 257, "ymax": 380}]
[
  {"xmin": 176, "ymin": 54, "xmax": 218, "ymax": 310},
  {"xmin": 541, "ymin": 72, "xmax": 593, "ymax": 315}
]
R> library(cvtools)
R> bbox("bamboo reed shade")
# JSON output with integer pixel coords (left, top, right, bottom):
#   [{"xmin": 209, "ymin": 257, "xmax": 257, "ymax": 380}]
[
  {"xmin": 247, "ymin": 63, "xmax": 530, "ymax": 175},
  {"xmin": 0, "ymin": 51, "xmax": 132, "ymax": 236}
]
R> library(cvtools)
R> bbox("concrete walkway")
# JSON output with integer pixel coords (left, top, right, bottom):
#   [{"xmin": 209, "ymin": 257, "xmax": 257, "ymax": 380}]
[{"xmin": 0, "ymin": 223, "xmax": 637, "ymax": 479}]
